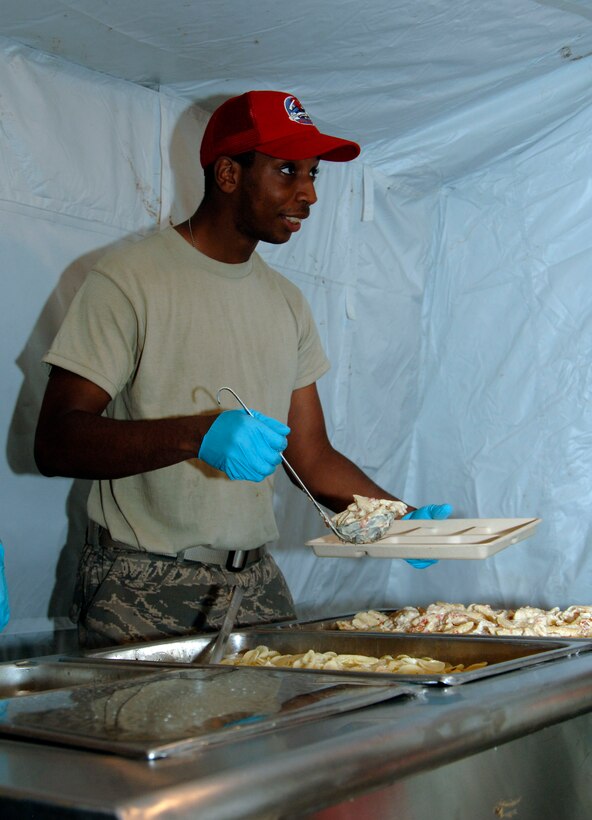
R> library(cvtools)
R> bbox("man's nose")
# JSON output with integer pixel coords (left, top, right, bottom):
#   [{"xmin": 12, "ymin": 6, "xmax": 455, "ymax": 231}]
[{"xmin": 296, "ymin": 176, "xmax": 318, "ymax": 206}]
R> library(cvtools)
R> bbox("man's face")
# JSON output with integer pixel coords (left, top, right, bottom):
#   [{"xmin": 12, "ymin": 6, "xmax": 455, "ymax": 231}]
[{"xmin": 233, "ymin": 152, "xmax": 320, "ymax": 245}]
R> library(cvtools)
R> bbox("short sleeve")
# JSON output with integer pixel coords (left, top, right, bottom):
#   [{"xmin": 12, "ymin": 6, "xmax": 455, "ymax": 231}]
[
  {"xmin": 293, "ymin": 294, "xmax": 331, "ymax": 389},
  {"xmin": 43, "ymin": 270, "xmax": 140, "ymax": 398}
]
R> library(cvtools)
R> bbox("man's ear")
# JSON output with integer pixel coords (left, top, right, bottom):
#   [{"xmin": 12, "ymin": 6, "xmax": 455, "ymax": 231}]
[{"xmin": 214, "ymin": 156, "xmax": 241, "ymax": 193}]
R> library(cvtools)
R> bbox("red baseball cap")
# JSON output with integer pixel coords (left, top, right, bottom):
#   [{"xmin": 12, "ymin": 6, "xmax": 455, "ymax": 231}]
[{"xmin": 200, "ymin": 90, "xmax": 361, "ymax": 168}]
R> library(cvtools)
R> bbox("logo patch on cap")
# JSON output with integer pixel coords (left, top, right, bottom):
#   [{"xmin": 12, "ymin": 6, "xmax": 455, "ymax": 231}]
[{"xmin": 284, "ymin": 96, "xmax": 314, "ymax": 126}]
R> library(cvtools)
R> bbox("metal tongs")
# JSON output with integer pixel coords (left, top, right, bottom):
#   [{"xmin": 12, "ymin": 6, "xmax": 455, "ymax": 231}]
[
  {"xmin": 198, "ymin": 548, "xmax": 248, "ymax": 665},
  {"xmin": 216, "ymin": 386, "xmax": 347, "ymax": 542}
]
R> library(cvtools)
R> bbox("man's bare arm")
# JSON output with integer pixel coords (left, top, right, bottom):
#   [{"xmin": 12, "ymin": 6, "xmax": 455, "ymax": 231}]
[
  {"xmin": 34, "ymin": 367, "xmax": 214, "ymax": 480},
  {"xmin": 283, "ymin": 383, "xmax": 414, "ymax": 514}
]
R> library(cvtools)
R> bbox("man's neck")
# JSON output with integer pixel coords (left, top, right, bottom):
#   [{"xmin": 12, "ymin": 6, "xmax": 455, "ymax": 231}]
[{"xmin": 176, "ymin": 207, "xmax": 257, "ymax": 264}]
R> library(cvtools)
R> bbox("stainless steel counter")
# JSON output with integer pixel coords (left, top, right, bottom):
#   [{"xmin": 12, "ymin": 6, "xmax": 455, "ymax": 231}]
[{"xmin": 1, "ymin": 646, "xmax": 592, "ymax": 819}]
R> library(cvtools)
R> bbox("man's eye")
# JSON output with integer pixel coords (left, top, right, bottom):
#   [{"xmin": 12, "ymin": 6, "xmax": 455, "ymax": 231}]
[
  {"xmin": 310, "ymin": 167, "xmax": 320, "ymax": 180},
  {"xmin": 280, "ymin": 164, "xmax": 296, "ymax": 176}
]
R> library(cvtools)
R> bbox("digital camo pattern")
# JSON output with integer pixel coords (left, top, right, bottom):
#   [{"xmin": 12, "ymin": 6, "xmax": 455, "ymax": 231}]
[{"xmin": 72, "ymin": 542, "xmax": 296, "ymax": 649}]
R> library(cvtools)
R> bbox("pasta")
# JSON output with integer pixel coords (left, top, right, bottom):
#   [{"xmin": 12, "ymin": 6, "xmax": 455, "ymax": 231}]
[
  {"xmin": 335, "ymin": 603, "xmax": 592, "ymax": 638},
  {"xmin": 221, "ymin": 645, "xmax": 487, "ymax": 675}
]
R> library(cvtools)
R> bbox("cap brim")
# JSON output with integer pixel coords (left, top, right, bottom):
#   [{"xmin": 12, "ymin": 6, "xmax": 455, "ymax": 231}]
[{"xmin": 257, "ymin": 131, "xmax": 360, "ymax": 162}]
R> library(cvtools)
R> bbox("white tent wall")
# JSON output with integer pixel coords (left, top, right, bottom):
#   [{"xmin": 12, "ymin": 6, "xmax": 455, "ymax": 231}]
[
  {"xmin": 395, "ymin": 94, "xmax": 592, "ymax": 611},
  {"xmin": 0, "ymin": 41, "xmax": 207, "ymax": 632},
  {"xmin": 2, "ymin": 33, "xmax": 592, "ymax": 634}
]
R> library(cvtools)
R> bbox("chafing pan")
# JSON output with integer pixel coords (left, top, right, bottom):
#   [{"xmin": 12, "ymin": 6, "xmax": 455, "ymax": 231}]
[
  {"xmin": 88, "ymin": 629, "xmax": 589, "ymax": 685},
  {"xmin": 0, "ymin": 666, "xmax": 409, "ymax": 759},
  {"xmin": 270, "ymin": 610, "xmax": 592, "ymax": 641},
  {"xmin": 0, "ymin": 659, "xmax": 160, "ymax": 698}
]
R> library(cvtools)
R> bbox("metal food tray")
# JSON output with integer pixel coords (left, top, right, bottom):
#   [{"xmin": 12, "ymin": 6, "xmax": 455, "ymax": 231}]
[
  {"xmin": 271, "ymin": 610, "xmax": 592, "ymax": 642},
  {"xmin": 0, "ymin": 659, "xmax": 161, "ymax": 699},
  {"xmin": 0, "ymin": 664, "xmax": 409, "ymax": 759},
  {"xmin": 88, "ymin": 629, "xmax": 588, "ymax": 686},
  {"xmin": 306, "ymin": 517, "xmax": 541, "ymax": 560}
]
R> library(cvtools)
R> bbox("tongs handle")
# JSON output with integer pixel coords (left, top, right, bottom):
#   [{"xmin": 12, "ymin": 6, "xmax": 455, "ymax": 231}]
[
  {"xmin": 200, "ymin": 583, "xmax": 245, "ymax": 665},
  {"xmin": 216, "ymin": 386, "xmax": 346, "ymax": 541}
]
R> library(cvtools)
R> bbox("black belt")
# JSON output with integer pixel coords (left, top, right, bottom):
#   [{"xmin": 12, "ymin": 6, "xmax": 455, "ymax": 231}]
[{"xmin": 91, "ymin": 523, "xmax": 265, "ymax": 571}]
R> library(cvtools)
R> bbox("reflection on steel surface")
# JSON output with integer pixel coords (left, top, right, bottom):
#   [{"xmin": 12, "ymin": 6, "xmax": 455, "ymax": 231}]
[{"xmin": 0, "ymin": 664, "xmax": 408, "ymax": 759}]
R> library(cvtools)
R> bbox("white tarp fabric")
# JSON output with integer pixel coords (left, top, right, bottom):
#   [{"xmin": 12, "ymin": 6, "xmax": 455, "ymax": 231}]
[
  {"xmin": 5, "ymin": 0, "xmax": 592, "ymax": 161},
  {"xmin": 1, "ymin": 19, "xmax": 592, "ymax": 633},
  {"xmin": 0, "ymin": 40, "xmax": 204, "ymax": 629}
]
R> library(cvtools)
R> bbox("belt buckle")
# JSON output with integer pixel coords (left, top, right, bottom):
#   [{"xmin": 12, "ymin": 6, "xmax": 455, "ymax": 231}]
[
  {"xmin": 177, "ymin": 546, "xmax": 222, "ymax": 565},
  {"xmin": 226, "ymin": 549, "xmax": 249, "ymax": 572},
  {"xmin": 176, "ymin": 545, "xmax": 264, "ymax": 567}
]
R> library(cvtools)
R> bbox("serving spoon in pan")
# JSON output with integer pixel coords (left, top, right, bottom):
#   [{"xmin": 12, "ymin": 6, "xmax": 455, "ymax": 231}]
[{"xmin": 197, "ymin": 548, "xmax": 248, "ymax": 665}]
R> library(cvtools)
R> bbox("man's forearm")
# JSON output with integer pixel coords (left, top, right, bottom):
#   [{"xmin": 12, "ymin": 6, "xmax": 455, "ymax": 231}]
[
  {"xmin": 285, "ymin": 444, "xmax": 411, "ymax": 514},
  {"xmin": 34, "ymin": 411, "xmax": 212, "ymax": 480}
]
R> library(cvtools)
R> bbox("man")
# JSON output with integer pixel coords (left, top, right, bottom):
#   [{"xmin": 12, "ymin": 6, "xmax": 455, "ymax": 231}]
[{"xmin": 35, "ymin": 90, "xmax": 450, "ymax": 648}]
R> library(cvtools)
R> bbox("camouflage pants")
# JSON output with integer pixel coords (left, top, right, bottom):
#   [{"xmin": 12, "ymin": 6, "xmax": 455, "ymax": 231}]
[{"xmin": 72, "ymin": 541, "xmax": 296, "ymax": 649}]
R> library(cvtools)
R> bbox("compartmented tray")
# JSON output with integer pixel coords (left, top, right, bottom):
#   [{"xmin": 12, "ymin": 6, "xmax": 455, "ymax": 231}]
[
  {"xmin": 88, "ymin": 629, "xmax": 587, "ymax": 686},
  {"xmin": 0, "ymin": 663, "xmax": 407, "ymax": 759},
  {"xmin": 307, "ymin": 518, "xmax": 541, "ymax": 560}
]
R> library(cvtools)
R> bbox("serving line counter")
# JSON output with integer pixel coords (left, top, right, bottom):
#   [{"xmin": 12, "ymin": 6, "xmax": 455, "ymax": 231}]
[{"xmin": 0, "ymin": 627, "xmax": 591, "ymax": 820}]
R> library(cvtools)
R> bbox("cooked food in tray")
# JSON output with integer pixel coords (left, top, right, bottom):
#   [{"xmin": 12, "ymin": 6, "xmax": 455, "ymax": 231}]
[
  {"xmin": 335, "ymin": 603, "xmax": 592, "ymax": 638},
  {"xmin": 89, "ymin": 630, "xmax": 584, "ymax": 685},
  {"xmin": 330, "ymin": 495, "xmax": 408, "ymax": 544},
  {"xmin": 220, "ymin": 645, "xmax": 487, "ymax": 675}
]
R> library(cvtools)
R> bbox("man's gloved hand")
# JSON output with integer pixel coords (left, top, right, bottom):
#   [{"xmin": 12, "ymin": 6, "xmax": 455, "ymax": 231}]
[
  {"xmin": 198, "ymin": 409, "xmax": 290, "ymax": 482},
  {"xmin": 403, "ymin": 504, "xmax": 453, "ymax": 521},
  {"xmin": 0, "ymin": 543, "xmax": 9, "ymax": 632},
  {"xmin": 402, "ymin": 503, "xmax": 453, "ymax": 568}
]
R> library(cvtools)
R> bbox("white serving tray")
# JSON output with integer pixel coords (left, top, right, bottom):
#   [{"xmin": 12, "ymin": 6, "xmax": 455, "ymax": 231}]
[{"xmin": 306, "ymin": 518, "xmax": 541, "ymax": 560}]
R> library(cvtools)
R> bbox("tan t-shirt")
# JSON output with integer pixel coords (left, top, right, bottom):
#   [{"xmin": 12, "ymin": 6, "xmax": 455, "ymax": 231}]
[{"xmin": 43, "ymin": 228, "xmax": 330, "ymax": 553}]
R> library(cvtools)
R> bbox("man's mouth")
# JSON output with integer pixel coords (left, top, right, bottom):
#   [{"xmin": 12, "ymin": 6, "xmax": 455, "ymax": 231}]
[
  {"xmin": 282, "ymin": 214, "xmax": 307, "ymax": 232},
  {"xmin": 281, "ymin": 216, "xmax": 300, "ymax": 233}
]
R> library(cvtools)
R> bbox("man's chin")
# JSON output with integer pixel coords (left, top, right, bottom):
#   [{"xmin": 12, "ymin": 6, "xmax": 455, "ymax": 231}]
[{"xmin": 259, "ymin": 233, "xmax": 293, "ymax": 246}]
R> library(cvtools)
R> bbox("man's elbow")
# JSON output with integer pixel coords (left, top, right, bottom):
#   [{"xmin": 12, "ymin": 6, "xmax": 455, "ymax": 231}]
[{"xmin": 34, "ymin": 433, "xmax": 59, "ymax": 477}]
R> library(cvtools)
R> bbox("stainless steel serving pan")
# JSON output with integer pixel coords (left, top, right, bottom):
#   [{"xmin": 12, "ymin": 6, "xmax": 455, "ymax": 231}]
[
  {"xmin": 0, "ymin": 659, "xmax": 160, "ymax": 698},
  {"xmin": 270, "ymin": 610, "xmax": 592, "ymax": 641},
  {"xmin": 0, "ymin": 664, "xmax": 409, "ymax": 759},
  {"xmin": 88, "ymin": 629, "xmax": 590, "ymax": 685}
]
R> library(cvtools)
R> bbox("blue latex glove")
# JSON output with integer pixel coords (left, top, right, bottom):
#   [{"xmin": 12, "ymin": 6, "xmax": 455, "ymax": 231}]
[
  {"xmin": 402, "ymin": 504, "xmax": 453, "ymax": 568},
  {"xmin": 0, "ymin": 543, "xmax": 9, "ymax": 632},
  {"xmin": 198, "ymin": 409, "xmax": 290, "ymax": 481}
]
